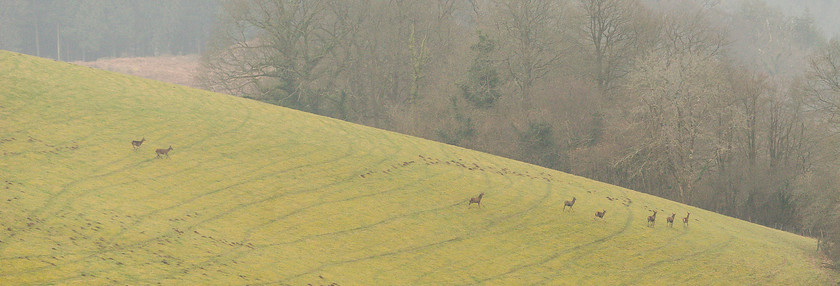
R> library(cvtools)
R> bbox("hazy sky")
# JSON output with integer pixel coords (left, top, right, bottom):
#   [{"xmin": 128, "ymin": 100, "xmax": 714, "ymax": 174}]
[{"xmin": 723, "ymin": 0, "xmax": 840, "ymax": 39}]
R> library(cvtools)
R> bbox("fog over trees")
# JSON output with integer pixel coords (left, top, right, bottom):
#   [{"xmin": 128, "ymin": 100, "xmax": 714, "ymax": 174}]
[
  {"xmin": 0, "ymin": 0, "xmax": 218, "ymax": 61},
  {"xmin": 2, "ymin": 0, "xmax": 840, "ymax": 266}
]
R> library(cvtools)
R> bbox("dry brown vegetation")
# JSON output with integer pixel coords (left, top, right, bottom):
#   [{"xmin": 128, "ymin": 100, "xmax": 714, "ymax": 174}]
[{"xmin": 72, "ymin": 55, "xmax": 200, "ymax": 88}]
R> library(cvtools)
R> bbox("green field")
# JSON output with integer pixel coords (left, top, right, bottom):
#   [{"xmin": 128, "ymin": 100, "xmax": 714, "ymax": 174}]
[{"xmin": 0, "ymin": 50, "xmax": 835, "ymax": 285}]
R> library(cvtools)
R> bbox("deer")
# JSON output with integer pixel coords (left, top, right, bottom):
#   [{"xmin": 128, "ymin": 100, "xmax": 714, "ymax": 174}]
[
  {"xmin": 131, "ymin": 137, "xmax": 145, "ymax": 149},
  {"xmin": 469, "ymin": 193, "xmax": 484, "ymax": 208},
  {"xmin": 683, "ymin": 212, "xmax": 690, "ymax": 227},
  {"xmin": 666, "ymin": 213, "xmax": 676, "ymax": 227},
  {"xmin": 155, "ymin": 146, "xmax": 173, "ymax": 158},
  {"xmin": 595, "ymin": 210, "xmax": 606, "ymax": 220},
  {"xmin": 563, "ymin": 197, "xmax": 576, "ymax": 211},
  {"xmin": 647, "ymin": 210, "xmax": 657, "ymax": 227}
]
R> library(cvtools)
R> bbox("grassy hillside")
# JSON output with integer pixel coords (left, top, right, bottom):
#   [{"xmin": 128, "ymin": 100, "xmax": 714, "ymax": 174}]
[{"xmin": 0, "ymin": 50, "xmax": 835, "ymax": 285}]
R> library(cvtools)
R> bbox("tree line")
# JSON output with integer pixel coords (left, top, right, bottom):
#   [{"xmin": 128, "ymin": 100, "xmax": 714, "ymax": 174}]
[{"xmin": 0, "ymin": 0, "xmax": 218, "ymax": 61}]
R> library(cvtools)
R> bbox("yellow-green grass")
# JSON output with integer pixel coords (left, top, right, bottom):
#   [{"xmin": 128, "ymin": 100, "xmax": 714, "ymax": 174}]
[{"xmin": 0, "ymin": 50, "xmax": 834, "ymax": 285}]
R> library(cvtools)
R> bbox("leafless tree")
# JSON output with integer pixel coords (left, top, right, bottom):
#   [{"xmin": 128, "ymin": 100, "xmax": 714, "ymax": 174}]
[
  {"xmin": 491, "ymin": 0, "xmax": 566, "ymax": 108},
  {"xmin": 200, "ymin": 0, "xmax": 355, "ymax": 113},
  {"xmin": 577, "ymin": 0, "xmax": 649, "ymax": 92}
]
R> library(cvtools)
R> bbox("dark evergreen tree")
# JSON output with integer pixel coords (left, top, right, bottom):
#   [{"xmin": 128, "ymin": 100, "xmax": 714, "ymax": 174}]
[{"xmin": 459, "ymin": 31, "xmax": 502, "ymax": 109}]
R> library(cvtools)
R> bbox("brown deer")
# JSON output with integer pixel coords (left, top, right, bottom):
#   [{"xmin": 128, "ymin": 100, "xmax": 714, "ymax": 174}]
[
  {"xmin": 131, "ymin": 137, "xmax": 145, "ymax": 149},
  {"xmin": 683, "ymin": 212, "xmax": 690, "ymax": 227},
  {"xmin": 666, "ymin": 213, "xmax": 676, "ymax": 227},
  {"xmin": 155, "ymin": 146, "xmax": 173, "ymax": 158},
  {"xmin": 595, "ymin": 210, "xmax": 606, "ymax": 219},
  {"xmin": 563, "ymin": 197, "xmax": 576, "ymax": 211},
  {"xmin": 647, "ymin": 210, "xmax": 657, "ymax": 227},
  {"xmin": 469, "ymin": 193, "xmax": 484, "ymax": 208}
]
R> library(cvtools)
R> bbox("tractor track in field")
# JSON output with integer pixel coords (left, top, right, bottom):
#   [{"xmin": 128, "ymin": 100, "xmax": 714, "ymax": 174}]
[
  {"xmin": 0, "ymin": 132, "xmax": 163, "ymax": 252},
  {"xmin": 0, "ymin": 99, "xmax": 258, "ymax": 270},
  {"xmin": 265, "ymin": 199, "xmax": 467, "ymax": 248},
  {"xmin": 124, "ymin": 133, "xmax": 418, "ymax": 283},
  {"xmin": 411, "ymin": 172, "xmax": 621, "ymax": 284},
  {"xmin": 408, "ymin": 167, "xmax": 522, "ymax": 283},
  {"xmin": 8, "ymin": 119, "xmax": 410, "ymax": 282},
  {"xmin": 149, "ymin": 180, "xmax": 463, "ymax": 284},
  {"xmin": 266, "ymin": 236, "xmax": 467, "ymax": 286},
  {"xmin": 2, "ymin": 90, "xmax": 251, "ymax": 229},
  {"xmin": 0, "ymin": 144, "xmax": 345, "ymax": 276},
  {"xmin": 0, "ymin": 128, "xmax": 228, "ymax": 255},
  {"xmin": 143, "ymin": 131, "xmax": 429, "ymax": 283},
  {"xmin": 472, "ymin": 187, "xmax": 634, "ymax": 285},
  {"xmin": 628, "ymin": 233, "xmax": 735, "ymax": 283},
  {"xmin": 407, "ymin": 168, "xmax": 559, "ymax": 285},
  {"xmin": 140, "ymin": 139, "xmax": 523, "ymax": 283}
]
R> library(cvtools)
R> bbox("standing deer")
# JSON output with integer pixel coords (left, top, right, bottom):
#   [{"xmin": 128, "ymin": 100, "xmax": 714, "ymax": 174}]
[
  {"xmin": 647, "ymin": 210, "xmax": 657, "ymax": 227},
  {"xmin": 666, "ymin": 213, "xmax": 676, "ymax": 227},
  {"xmin": 563, "ymin": 197, "xmax": 576, "ymax": 211},
  {"xmin": 595, "ymin": 210, "xmax": 606, "ymax": 219},
  {"xmin": 469, "ymin": 193, "xmax": 484, "ymax": 208},
  {"xmin": 683, "ymin": 212, "xmax": 690, "ymax": 227},
  {"xmin": 155, "ymin": 146, "xmax": 173, "ymax": 158},
  {"xmin": 131, "ymin": 137, "xmax": 145, "ymax": 149}
]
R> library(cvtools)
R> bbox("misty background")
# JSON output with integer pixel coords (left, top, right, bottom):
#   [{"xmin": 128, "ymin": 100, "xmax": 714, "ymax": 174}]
[
  {"xmin": 0, "ymin": 0, "xmax": 217, "ymax": 60},
  {"xmin": 1, "ymin": 1, "xmax": 838, "ymax": 62},
  {"xmin": 2, "ymin": 0, "xmax": 840, "ymax": 267}
]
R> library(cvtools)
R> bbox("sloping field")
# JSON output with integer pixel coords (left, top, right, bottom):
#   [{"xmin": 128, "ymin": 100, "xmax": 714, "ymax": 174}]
[{"xmin": 0, "ymin": 50, "xmax": 834, "ymax": 285}]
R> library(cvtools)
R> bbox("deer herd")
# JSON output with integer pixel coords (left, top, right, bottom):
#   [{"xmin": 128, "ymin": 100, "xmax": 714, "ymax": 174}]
[
  {"xmin": 132, "ymin": 137, "xmax": 174, "ymax": 159},
  {"xmin": 468, "ymin": 192, "xmax": 692, "ymax": 228},
  {"xmin": 137, "ymin": 134, "xmax": 694, "ymax": 228}
]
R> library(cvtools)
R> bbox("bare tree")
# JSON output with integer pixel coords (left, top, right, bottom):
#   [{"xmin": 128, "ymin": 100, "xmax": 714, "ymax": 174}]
[
  {"xmin": 807, "ymin": 39, "xmax": 840, "ymax": 127},
  {"xmin": 200, "ymin": 0, "xmax": 352, "ymax": 113},
  {"xmin": 334, "ymin": 0, "xmax": 461, "ymax": 128},
  {"xmin": 625, "ymin": 50, "xmax": 729, "ymax": 202},
  {"xmin": 614, "ymin": 2, "xmax": 732, "ymax": 202},
  {"xmin": 491, "ymin": 0, "xmax": 566, "ymax": 108},
  {"xmin": 577, "ymin": 0, "xmax": 648, "ymax": 92},
  {"xmin": 658, "ymin": 3, "xmax": 727, "ymax": 63}
]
